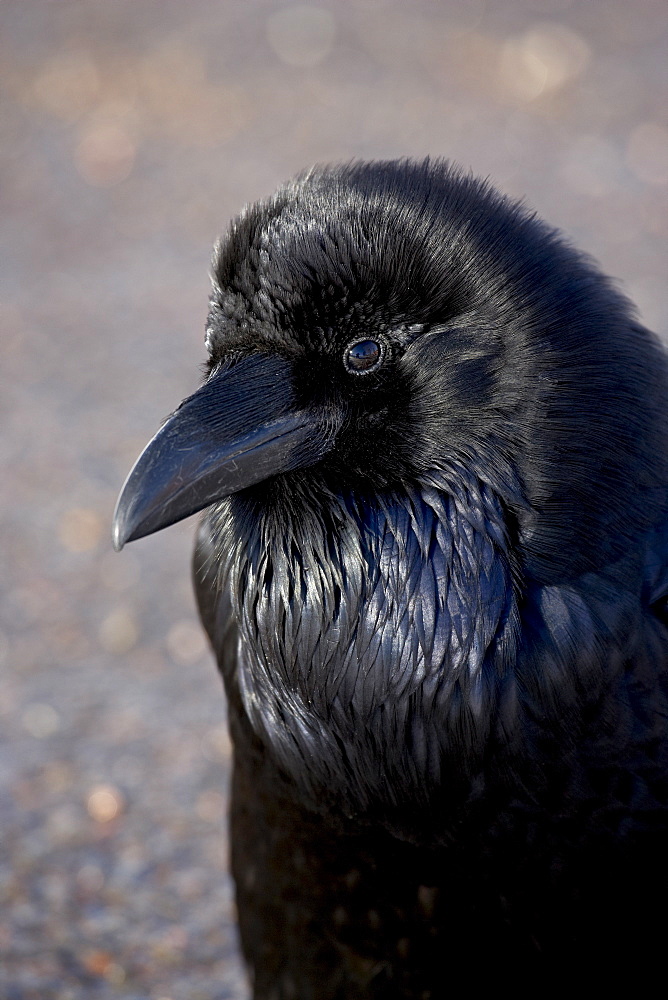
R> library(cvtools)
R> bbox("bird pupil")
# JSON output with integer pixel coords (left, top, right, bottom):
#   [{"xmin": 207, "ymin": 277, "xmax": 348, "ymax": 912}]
[{"xmin": 347, "ymin": 339, "xmax": 381, "ymax": 372}]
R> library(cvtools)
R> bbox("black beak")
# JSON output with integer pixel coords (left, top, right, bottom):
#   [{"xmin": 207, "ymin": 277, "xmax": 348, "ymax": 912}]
[{"xmin": 112, "ymin": 353, "xmax": 336, "ymax": 550}]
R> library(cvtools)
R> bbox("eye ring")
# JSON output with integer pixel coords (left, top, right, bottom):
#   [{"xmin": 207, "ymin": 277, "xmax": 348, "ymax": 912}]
[{"xmin": 343, "ymin": 337, "xmax": 386, "ymax": 375}]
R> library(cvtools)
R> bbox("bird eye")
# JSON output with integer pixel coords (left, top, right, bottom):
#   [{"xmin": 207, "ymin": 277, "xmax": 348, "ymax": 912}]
[{"xmin": 344, "ymin": 339, "xmax": 384, "ymax": 374}]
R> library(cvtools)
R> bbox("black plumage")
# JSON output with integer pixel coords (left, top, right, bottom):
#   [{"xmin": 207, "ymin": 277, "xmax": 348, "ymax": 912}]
[{"xmin": 114, "ymin": 160, "xmax": 668, "ymax": 995}]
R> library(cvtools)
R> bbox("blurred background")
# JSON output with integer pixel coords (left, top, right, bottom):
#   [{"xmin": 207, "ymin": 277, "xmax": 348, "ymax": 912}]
[{"xmin": 1, "ymin": 1, "xmax": 667, "ymax": 997}]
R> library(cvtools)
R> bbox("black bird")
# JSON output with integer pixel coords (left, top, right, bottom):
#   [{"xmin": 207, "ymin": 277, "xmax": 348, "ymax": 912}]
[{"xmin": 114, "ymin": 160, "xmax": 668, "ymax": 996}]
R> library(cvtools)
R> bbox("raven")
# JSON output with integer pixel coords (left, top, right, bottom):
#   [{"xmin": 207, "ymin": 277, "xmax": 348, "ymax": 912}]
[{"xmin": 114, "ymin": 160, "xmax": 668, "ymax": 996}]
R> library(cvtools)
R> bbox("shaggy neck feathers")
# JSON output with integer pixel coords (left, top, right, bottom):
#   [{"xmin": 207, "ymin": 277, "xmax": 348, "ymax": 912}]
[{"xmin": 208, "ymin": 468, "xmax": 519, "ymax": 818}]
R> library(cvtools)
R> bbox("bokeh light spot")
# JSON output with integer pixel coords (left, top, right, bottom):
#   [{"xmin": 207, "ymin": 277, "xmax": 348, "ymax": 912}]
[
  {"xmin": 31, "ymin": 51, "xmax": 100, "ymax": 121},
  {"xmin": 74, "ymin": 122, "xmax": 136, "ymax": 187},
  {"xmin": 266, "ymin": 5, "xmax": 336, "ymax": 68},
  {"xmin": 498, "ymin": 23, "xmax": 589, "ymax": 103},
  {"xmin": 87, "ymin": 784, "xmax": 124, "ymax": 823},
  {"xmin": 58, "ymin": 507, "xmax": 104, "ymax": 552},
  {"xmin": 98, "ymin": 607, "xmax": 139, "ymax": 654},
  {"xmin": 166, "ymin": 620, "xmax": 207, "ymax": 664},
  {"xmin": 22, "ymin": 702, "xmax": 60, "ymax": 738},
  {"xmin": 196, "ymin": 788, "xmax": 226, "ymax": 823}
]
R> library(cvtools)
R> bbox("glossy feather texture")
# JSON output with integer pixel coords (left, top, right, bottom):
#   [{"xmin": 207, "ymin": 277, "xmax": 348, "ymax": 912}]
[{"xmin": 133, "ymin": 160, "xmax": 668, "ymax": 995}]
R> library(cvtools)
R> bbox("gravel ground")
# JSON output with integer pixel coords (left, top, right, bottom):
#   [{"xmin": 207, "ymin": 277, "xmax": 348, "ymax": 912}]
[{"xmin": 1, "ymin": 2, "xmax": 667, "ymax": 997}]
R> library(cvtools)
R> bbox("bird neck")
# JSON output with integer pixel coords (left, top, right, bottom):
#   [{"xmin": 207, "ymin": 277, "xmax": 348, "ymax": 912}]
[{"xmin": 210, "ymin": 468, "xmax": 523, "ymax": 825}]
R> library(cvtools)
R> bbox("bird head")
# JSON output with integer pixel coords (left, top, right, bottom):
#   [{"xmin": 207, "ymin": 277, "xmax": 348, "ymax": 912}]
[{"xmin": 114, "ymin": 159, "xmax": 667, "ymax": 582}]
